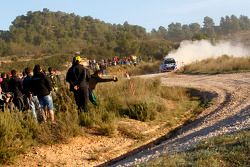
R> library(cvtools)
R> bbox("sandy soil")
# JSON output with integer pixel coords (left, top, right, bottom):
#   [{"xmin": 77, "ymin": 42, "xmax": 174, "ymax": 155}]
[{"xmin": 7, "ymin": 119, "xmax": 173, "ymax": 167}]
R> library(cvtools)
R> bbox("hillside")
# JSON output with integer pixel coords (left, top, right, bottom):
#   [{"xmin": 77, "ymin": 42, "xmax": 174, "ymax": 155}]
[
  {"xmin": 1, "ymin": 10, "xmax": 250, "ymax": 67},
  {"xmin": 0, "ymin": 9, "xmax": 174, "ymax": 62}
]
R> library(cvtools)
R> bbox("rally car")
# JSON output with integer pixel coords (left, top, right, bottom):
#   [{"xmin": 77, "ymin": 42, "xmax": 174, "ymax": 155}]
[{"xmin": 159, "ymin": 57, "xmax": 177, "ymax": 72}]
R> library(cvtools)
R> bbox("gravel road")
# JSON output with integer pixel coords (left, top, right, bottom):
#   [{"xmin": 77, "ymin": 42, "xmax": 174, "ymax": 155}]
[{"xmin": 105, "ymin": 72, "xmax": 250, "ymax": 167}]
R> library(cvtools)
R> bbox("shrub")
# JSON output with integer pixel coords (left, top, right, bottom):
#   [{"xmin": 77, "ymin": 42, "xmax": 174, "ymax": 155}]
[
  {"xmin": 79, "ymin": 112, "xmax": 95, "ymax": 127},
  {"xmin": 0, "ymin": 108, "xmax": 82, "ymax": 164},
  {"xmin": 125, "ymin": 102, "xmax": 156, "ymax": 121},
  {"xmin": 0, "ymin": 112, "xmax": 36, "ymax": 164}
]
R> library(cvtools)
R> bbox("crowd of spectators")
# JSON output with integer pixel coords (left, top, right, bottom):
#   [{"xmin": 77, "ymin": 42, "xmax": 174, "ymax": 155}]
[{"xmin": 0, "ymin": 65, "xmax": 60, "ymax": 123}]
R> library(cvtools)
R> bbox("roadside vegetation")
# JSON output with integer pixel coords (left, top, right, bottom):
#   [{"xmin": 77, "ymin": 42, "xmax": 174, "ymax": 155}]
[
  {"xmin": 144, "ymin": 130, "xmax": 250, "ymax": 167},
  {"xmin": 108, "ymin": 61, "xmax": 161, "ymax": 77},
  {"xmin": 181, "ymin": 55, "xmax": 250, "ymax": 74},
  {"xmin": 0, "ymin": 77, "xmax": 210, "ymax": 164},
  {"xmin": 0, "ymin": 53, "xmax": 71, "ymax": 72}
]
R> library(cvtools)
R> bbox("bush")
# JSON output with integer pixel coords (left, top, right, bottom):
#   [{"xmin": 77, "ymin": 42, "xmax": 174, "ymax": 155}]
[
  {"xmin": 0, "ymin": 108, "xmax": 82, "ymax": 164},
  {"xmin": 96, "ymin": 78, "xmax": 161, "ymax": 121},
  {"xmin": 79, "ymin": 112, "xmax": 94, "ymax": 127},
  {"xmin": 0, "ymin": 112, "xmax": 36, "ymax": 164},
  {"xmin": 125, "ymin": 102, "xmax": 156, "ymax": 121}
]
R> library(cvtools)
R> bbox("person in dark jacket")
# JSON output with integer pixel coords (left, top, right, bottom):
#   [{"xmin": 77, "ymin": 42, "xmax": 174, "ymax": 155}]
[
  {"xmin": 23, "ymin": 67, "xmax": 39, "ymax": 121},
  {"xmin": 89, "ymin": 70, "xmax": 118, "ymax": 106},
  {"xmin": 8, "ymin": 70, "xmax": 24, "ymax": 111},
  {"xmin": 1, "ymin": 72, "xmax": 9, "ymax": 92},
  {"xmin": 66, "ymin": 55, "xmax": 90, "ymax": 113},
  {"xmin": 32, "ymin": 65, "xmax": 54, "ymax": 123}
]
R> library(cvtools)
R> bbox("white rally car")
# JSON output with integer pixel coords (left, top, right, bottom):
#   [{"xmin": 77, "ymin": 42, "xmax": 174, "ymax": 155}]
[{"xmin": 159, "ymin": 58, "xmax": 177, "ymax": 72}]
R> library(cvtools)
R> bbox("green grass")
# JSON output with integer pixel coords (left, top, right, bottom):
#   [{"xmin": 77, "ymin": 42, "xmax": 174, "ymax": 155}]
[
  {"xmin": 144, "ymin": 130, "xmax": 250, "ymax": 167},
  {"xmin": 181, "ymin": 55, "xmax": 250, "ymax": 74}
]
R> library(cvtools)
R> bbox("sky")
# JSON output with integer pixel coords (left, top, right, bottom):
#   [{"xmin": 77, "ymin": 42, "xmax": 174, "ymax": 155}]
[{"xmin": 1, "ymin": 0, "xmax": 250, "ymax": 31}]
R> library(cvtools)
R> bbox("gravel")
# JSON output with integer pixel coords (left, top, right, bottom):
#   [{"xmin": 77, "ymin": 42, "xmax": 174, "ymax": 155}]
[{"xmin": 107, "ymin": 73, "xmax": 250, "ymax": 167}]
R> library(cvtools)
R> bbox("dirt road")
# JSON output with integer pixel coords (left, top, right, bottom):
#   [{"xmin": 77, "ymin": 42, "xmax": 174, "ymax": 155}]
[{"xmin": 106, "ymin": 72, "xmax": 250, "ymax": 166}]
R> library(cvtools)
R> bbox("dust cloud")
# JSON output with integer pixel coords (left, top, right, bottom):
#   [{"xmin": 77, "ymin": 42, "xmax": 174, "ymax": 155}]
[{"xmin": 167, "ymin": 40, "xmax": 250, "ymax": 65}]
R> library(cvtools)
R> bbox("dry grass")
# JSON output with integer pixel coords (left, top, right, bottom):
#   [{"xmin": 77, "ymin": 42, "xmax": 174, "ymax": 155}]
[
  {"xmin": 144, "ymin": 130, "xmax": 250, "ymax": 167},
  {"xmin": 108, "ymin": 61, "xmax": 161, "ymax": 77},
  {"xmin": 181, "ymin": 55, "xmax": 250, "ymax": 74}
]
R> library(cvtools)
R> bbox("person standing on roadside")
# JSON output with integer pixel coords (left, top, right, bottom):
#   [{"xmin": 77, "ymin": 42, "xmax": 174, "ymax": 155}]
[
  {"xmin": 32, "ymin": 65, "xmax": 55, "ymax": 123},
  {"xmin": 1, "ymin": 73, "xmax": 9, "ymax": 92},
  {"xmin": 47, "ymin": 67, "xmax": 60, "ymax": 92},
  {"xmin": 47, "ymin": 67, "xmax": 61, "ymax": 100},
  {"xmin": 88, "ymin": 70, "xmax": 118, "ymax": 106},
  {"xmin": 23, "ymin": 67, "xmax": 39, "ymax": 122},
  {"xmin": 8, "ymin": 69, "xmax": 24, "ymax": 111},
  {"xmin": 66, "ymin": 53, "xmax": 90, "ymax": 113}
]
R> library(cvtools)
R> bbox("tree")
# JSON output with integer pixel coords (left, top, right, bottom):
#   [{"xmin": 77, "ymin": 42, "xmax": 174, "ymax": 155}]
[
  {"xmin": 182, "ymin": 24, "xmax": 192, "ymax": 39},
  {"xmin": 230, "ymin": 15, "xmax": 240, "ymax": 32},
  {"xmin": 167, "ymin": 23, "xmax": 184, "ymax": 41},
  {"xmin": 157, "ymin": 26, "xmax": 168, "ymax": 39},
  {"xmin": 203, "ymin": 16, "xmax": 215, "ymax": 37},
  {"xmin": 220, "ymin": 17, "xmax": 226, "ymax": 34},
  {"xmin": 189, "ymin": 23, "xmax": 201, "ymax": 35},
  {"xmin": 239, "ymin": 15, "xmax": 250, "ymax": 30},
  {"xmin": 0, "ymin": 9, "xmax": 174, "ymax": 59},
  {"xmin": 150, "ymin": 28, "xmax": 158, "ymax": 38}
]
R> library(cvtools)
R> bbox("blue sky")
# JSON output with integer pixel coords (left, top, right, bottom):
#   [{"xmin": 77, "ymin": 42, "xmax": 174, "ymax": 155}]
[{"xmin": 1, "ymin": 0, "xmax": 250, "ymax": 31}]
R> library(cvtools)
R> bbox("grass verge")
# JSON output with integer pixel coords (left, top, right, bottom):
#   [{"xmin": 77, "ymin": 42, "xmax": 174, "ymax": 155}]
[
  {"xmin": 108, "ymin": 61, "xmax": 161, "ymax": 77},
  {"xmin": 180, "ymin": 55, "xmax": 250, "ymax": 74},
  {"xmin": 144, "ymin": 130, "xmax": 250, "ymax": 167}
]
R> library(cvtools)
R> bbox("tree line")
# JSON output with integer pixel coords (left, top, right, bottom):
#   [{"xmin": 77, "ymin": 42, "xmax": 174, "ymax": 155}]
[
  {"xmin": 152, "ymin": 15, "xmax": 250, "ymax": 41},
  {"xmin": 0, "ymin": 8, "xmax": 250, "ymax": 60}
]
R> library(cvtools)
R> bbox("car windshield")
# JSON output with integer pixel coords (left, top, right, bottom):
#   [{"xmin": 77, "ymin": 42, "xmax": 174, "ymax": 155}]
[{"xmin": 164, "ymin": 59, "xmax": 176, "ymax": 64}]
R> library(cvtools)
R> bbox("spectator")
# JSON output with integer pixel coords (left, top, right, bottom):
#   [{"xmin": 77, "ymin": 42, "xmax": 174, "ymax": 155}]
[
  {"xmin": 66, "ymin": 55, "xmax": 90, "ymax": 113},
  {"xmin": 23, "ymin": 67, "xmax": 39, "ymax": 121},
  {"xmin": 32, "ymin": 65, "xmax": 55, "ymax": 123},
  {"xmin": 8, "ymin": 70, "xmax": 24, "ymax": 111},
  {"xmin": 1, "ymin": 72, "xmax": 9, "ymax": 92},
  {"xmin": 88, "ymin": 70, "xmax": 118, "ymax": 106},
  {"xmin": 47, "ymin": 67, "xmax": 60, "ymax": 93}
]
